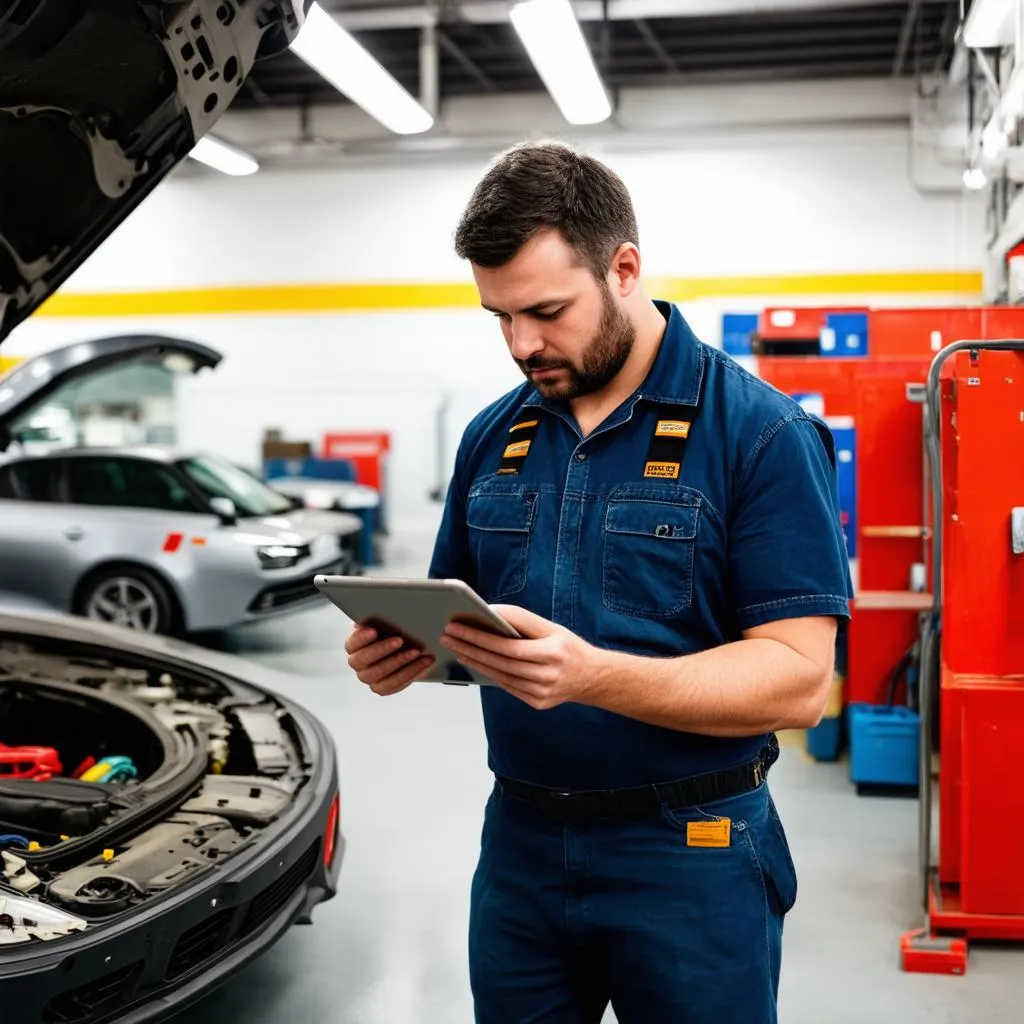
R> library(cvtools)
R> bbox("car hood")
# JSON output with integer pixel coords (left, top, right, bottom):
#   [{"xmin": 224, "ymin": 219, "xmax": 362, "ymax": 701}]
[
  {"xmin": 0, "ymin": 334, "xmax": 221, "ymax": 449},
  {"xmin": 230, "ymin": 508, "xmax": 364, "ymax": 547},
  {"xmin": 0, "ymin": 0, "xmax": 307, "ymax": 345}
]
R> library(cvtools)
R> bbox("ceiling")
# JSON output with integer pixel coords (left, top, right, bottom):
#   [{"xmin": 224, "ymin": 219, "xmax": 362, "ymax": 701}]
[{"xmin": 234, "ymin": 0, "xmax": 964, "ymax": 112}]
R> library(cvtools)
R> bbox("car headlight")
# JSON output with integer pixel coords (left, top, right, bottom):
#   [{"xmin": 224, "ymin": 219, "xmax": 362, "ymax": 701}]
[
  {"xmin": 257, "ymin": 544, "xmax": 308, "ymax": 570},
  {"xmin": 0, "ymin": 890, "xmax": 88, "ymax": 944}
]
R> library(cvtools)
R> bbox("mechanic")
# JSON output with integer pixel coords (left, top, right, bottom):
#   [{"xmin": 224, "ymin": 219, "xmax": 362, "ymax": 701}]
[{"xmin": 345, "ymin": 141, "xmax": 853, "ymax": 1024}]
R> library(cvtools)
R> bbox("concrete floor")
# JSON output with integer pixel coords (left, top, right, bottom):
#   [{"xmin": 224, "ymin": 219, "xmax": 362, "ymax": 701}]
[{"xmin": 186, "ymin": 533, "xmax": 1023, "ymax": 1024}]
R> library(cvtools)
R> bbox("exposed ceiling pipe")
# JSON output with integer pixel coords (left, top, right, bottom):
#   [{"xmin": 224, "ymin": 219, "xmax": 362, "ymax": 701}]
[
  {"xmin": 335, "ymin": 0, "xmax": 951, "ymax": 31},
  {"xmin": 420, "ymin": 22, "xmax": 440, "ymax": 118}
]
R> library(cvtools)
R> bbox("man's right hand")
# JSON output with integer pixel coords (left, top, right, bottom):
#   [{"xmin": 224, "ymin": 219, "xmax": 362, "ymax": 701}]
[{"xmin": 345, "ymin": 625, "xmax": 435, "ymax": 696}]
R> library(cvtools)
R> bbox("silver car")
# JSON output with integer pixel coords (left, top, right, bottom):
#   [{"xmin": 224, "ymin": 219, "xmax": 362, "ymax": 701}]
[{"xmin": 0, "ymin": 337, "xmax": 363, "ymax": 634}]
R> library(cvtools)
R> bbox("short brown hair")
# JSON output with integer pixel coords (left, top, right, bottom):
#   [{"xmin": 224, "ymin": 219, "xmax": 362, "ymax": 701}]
[{"xmin": 453, "ymin": 141, "xmax": 638, "ymax": 280}]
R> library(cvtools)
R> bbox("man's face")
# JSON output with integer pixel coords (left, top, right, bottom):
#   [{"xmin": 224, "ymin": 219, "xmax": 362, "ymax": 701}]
[{"xmin": 472, "ymin": 228, "xmax": 634, "ymax": 401}]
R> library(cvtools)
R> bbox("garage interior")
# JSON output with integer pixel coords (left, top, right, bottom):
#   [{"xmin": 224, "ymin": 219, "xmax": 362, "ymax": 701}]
[{"xmin": 3, "ymin": 0, "xmax": 1024, "ymax": 1021}]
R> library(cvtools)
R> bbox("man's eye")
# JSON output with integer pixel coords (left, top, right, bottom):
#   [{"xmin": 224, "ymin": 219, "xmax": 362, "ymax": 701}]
[
  {"xmin": 535, "ymin": 309, "xmax": 563, "ymax": 321},
  {"xmin": 492, "ymin": 312, "xmax": 511, "ymax": 322}
]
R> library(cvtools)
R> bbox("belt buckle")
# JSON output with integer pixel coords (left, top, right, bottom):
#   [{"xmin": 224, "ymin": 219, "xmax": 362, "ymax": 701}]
[{"xmin": 753, "ymin": 764, "xmax": 764, "ymax": 786}]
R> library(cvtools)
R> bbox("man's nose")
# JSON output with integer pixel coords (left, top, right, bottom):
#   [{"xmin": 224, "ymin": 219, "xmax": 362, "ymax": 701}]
[{"xmin": 509, "ymin": 318, "xmax": 545, "ymax": 361}]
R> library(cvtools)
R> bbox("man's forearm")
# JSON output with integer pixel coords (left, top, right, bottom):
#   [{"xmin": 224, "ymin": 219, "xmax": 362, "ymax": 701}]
[{"xmin": 585, "ymin": 637, "xmax": 834, "ymax": 737}]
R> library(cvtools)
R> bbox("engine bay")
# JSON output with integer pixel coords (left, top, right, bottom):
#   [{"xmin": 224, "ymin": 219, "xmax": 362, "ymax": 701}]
[{"xmin": 0, "ymin": 636, "xmax": 310, "ymax": 943}]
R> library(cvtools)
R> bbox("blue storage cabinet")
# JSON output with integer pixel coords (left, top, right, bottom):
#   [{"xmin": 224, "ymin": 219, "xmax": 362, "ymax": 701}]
[
  {"xmin": 820, "ymin": 312, "xmax": 869, "ymax": 358},
  {"xmin": 825, "ymin": 418, "xmax": 857, "ymax": 560},
  {"xmin": 848, "ymin": 704, "xmax": 920, "ymax": 787},
  {"xmin": 722, "ymin": 313, "xmax": 759, "ymax": 356}
]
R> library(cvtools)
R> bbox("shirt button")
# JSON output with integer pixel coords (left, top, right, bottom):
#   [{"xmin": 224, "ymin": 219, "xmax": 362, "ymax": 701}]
[{"xmin": 575, "ymin": 450, "xmax": 587, "ymax": 462}]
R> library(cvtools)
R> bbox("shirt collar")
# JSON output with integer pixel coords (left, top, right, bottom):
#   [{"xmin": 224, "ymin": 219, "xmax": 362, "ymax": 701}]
[{"xmin": 521, "ymin": 299, "xmax": 705, "ymax": 411}]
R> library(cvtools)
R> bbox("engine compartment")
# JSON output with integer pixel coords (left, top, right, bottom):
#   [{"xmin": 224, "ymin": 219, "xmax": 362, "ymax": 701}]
[{"xmin": 0, "ymin": 637, "xmax": 311, "ymax": 940}]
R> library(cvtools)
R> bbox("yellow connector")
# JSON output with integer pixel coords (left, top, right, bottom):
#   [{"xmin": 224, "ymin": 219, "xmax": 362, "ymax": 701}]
[
  {"xmin": 102, "ymin": 849, "xmax": 115, "ymax": 862},
  {"xmin": 28, "ymin": 841, "xmax": 41, "ymax": 852}
]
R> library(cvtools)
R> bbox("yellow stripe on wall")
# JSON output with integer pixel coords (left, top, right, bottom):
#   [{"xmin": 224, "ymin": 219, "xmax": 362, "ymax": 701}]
[
  {"xmin": 35, "ymin": 283, "xmax": 482, "ymax": 318},
  {"xmin": 648, "ymin": 270, "xmax": 983, "ymax": 302},
  {"xmin": 32, "ymin": 270, "xmax": 982, "ymax": 318}
]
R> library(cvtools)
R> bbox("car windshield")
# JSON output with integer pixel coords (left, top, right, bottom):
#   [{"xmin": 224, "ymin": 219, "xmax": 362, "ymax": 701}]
[{"xmin": 178, "ymin": 454, "xmax": 294, "ymax": 517}]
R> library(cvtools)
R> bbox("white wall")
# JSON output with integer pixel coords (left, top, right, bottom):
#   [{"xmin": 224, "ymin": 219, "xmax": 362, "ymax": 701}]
[{"xmin": 7, "ymin": 92, "xmax": 985, "ymax": 533}]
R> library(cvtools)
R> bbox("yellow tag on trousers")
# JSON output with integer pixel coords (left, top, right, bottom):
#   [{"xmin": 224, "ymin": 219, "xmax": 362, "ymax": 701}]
[{"xmin": 686, "ymin": 819, "xmax": 731, "ymax": 848}]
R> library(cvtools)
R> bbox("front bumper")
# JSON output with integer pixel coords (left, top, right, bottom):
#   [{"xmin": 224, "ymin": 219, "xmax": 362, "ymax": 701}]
[
  {"xmin": 0, "ymin": 711, "xmax": 344, "ymax": 1024},
  {"xmin": 244, "ymin": 550, "xmax": 356, "ymax": 619}
]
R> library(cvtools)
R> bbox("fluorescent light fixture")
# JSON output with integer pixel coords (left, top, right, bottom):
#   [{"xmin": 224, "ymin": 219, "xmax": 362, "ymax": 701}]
[
  {"xmin": 189, "ymin": 136, "xmax": 259, "ymax": 176},
  {"xmin": 291, "ymin": 3, "xmax": 433, "ymax": 135},
  {"xmin": 963, "ymin": 0, "xmax": 1015, "ymax": 49},
  {"xmin": 510, "ymin": 0, "xmax": 612, "ymax": 126},
  {"xmin": 963, "ymin": 167, "xmax": 988, "ymax": 190}
]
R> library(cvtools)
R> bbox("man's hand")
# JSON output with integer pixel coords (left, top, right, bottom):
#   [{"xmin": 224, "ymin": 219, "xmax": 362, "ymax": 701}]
[
  {"xmin": 439, "ymin": 606, "xmax": 600, "ymax": 710},
  {"xmin": 345, "ymin": 625, "xmax": 435, "ymax": 696}
]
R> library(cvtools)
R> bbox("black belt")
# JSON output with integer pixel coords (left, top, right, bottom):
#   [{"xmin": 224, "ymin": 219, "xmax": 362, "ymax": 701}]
[{"xmin": 495, "ymin": 734, "xmax": 779, "ymax": 824}]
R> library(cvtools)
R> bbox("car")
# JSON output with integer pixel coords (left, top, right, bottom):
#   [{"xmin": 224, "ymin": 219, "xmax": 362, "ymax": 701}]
[
  {"xmin": 0, "ymin": 1, "xmax": 347, "ymax": 1021},
  {"xmin": 0, "ymin": 336, "xmax": 365, "ymax": 636},
  {"xmin": 0, "ymin": 610, "xmax": 343, "ymax": 1024}
]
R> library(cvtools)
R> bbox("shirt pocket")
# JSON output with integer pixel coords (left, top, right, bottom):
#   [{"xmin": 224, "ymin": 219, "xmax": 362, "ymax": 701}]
[
  {"xmin": 466, "ymin": 486, "xmax": 537, "ymax": 601},
  {"xmin": 602, "ymin": 489, "xmax": 701, "ymax": 617}
]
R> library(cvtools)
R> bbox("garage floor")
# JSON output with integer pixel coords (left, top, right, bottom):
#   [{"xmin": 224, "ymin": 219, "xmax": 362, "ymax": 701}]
[{"xmin": 186, "ymin": 532, "xmax": 1023, "ymax": 1024}]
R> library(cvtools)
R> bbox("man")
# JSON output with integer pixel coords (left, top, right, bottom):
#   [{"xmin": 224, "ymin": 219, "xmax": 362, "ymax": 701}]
[{"xmin": 346, "ymin": 141, "xmax": 853, "ymax": 1023}]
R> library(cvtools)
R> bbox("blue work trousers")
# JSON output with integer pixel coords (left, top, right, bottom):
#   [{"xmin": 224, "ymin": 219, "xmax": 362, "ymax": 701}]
[{"xmin": 468, "ymin": 779, "xmax": 798, "ymax": 1024}]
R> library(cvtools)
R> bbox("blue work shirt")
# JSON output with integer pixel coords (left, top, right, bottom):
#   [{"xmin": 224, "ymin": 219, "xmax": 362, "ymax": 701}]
[{"xmin": 429, "ymin": 300, "xmax": 853, "ymax": 790}]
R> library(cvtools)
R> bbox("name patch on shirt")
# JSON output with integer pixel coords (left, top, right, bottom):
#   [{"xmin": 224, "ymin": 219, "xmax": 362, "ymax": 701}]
[
  {"xmin": 503, "ymin": 440, "xmax": 532, "ymax": 459},
  {"xmin": 644, "ymin": 460, "xmax": 681, "ymax": 479},
  {"xmin": 655, "ymin": 419, "xmax": 692, "ymax": 438}
]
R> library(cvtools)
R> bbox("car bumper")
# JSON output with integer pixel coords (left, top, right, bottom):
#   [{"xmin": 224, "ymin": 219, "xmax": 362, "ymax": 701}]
[
  {"xmin": 0, "ymin": 709, "xmax": 344, "ymax": 1024},
  {"xmin": 243, "ymin": 552, "xmax": 358, "ymax": 620}
]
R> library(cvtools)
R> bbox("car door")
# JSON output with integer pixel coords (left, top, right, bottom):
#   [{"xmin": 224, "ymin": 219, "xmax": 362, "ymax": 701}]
[
  {"xmin": 0, "ymin": 457, "xmax": 82, "ymax": 610},
  {"xmin": 60, "ymin": 456, "xmax": 218, "ymax": 578}
]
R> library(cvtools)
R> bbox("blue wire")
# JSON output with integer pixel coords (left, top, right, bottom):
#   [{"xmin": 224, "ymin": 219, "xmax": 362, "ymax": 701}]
[{"xmin": 0, "ymin": 834, "xmax": 29, "ymax": 848}]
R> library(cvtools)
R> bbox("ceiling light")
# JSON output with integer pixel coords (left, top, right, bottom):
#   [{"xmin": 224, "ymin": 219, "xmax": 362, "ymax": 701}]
[
  {"xmin": 510, "ymin": 0, "xmax": 612, "ymax": 126},
  {"xmin": 189, "ymin": 136, "xmax": 259, "ymax": 176},
  {"xmin": 963, "ymin": 0, "xmax": 1015, "ymax": 49},
  {"xmin": 291, "ymin": 3, "xmax": 433, "ymax": 135},
  {"xmin": 963, "ymin": 167, "xmax": 988, "ymax": 190}
]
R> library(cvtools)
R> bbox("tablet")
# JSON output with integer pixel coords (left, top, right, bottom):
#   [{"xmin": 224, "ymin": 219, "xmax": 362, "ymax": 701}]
[{"xmin": 313, "ymin": 575, "xmax": 520, "ymax": 685}]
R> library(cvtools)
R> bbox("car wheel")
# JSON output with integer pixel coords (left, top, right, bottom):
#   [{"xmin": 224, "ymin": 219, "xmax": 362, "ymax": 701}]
[{"xmin": 78, "ymin": 567, "xmax": 177, "ymax": 634}]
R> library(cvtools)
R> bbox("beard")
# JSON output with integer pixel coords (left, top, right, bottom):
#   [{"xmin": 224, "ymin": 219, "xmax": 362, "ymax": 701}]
[{"xmin": 518, "ymin": 285, "xmax": 635, "ymax": 401}]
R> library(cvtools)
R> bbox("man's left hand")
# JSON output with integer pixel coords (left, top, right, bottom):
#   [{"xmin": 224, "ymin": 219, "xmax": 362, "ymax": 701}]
[{"xmin": 439, "ymin": 606, "xmax": 601, "ymax": 710}]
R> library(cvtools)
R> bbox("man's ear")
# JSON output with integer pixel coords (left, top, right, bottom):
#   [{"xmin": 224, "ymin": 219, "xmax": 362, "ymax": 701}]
[{"xmin": 608, "ymin": 242, "xmax": 641, "ymax": 297}]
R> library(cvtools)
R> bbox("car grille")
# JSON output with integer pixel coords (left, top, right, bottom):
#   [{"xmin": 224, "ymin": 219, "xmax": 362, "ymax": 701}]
[
  {"xmin": 165, "ymin": 907, "xmax": 235, "ymax": 980},
  {"xmin": 43, "ymin": 961, "xmax": 144, "ymax": 1024},
  {"xmin": 163, "ymin": 838, "xmax": 320, "ymax": 982},
  {"xmin": 248, "ymin": 559, "xmax": 349, "ymax": 613},
  {"xmin": 39, "ymin": 839, "xmax": 322, "ymax": 1019},
  {"xmin": 239, "ymin": 840, "xmax": 320, "ymax": 939}
]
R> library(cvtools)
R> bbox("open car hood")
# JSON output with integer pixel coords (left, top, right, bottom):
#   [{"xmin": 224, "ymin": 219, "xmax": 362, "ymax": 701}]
[
  {"xmin": 0, "ymin": 0, "xmax": 308, "ymax": 344},
  {"xmin": 0, "ymin": 333, "xmax": 221, "ymax": 450}
]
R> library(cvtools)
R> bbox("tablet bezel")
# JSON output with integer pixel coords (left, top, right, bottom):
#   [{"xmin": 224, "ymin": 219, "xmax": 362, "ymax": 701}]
[{"xmin": 313, "ymin": 575, "xmax": 520, "ymax": 685}]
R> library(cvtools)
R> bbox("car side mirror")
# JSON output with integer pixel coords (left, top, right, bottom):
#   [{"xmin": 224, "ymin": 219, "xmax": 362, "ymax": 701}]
[{"xmin": 209, "ymin": 496, "xmax": 238, "ymax": 525}]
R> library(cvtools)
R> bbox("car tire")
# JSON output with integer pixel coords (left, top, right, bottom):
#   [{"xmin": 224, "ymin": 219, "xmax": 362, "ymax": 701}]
[{"xmin": 76, "ymin": 565, "xmax": 179, "ymax": 635}]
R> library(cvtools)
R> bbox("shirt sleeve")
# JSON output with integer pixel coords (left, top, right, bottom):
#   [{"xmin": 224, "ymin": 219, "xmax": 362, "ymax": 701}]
[{"xmin": 728, "ymin": 414, "xmax": 853, "ymax": 632}]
